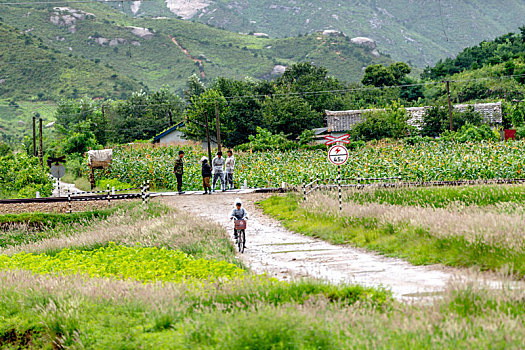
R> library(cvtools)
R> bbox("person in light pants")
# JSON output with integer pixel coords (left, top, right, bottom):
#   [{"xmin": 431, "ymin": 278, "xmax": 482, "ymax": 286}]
[
  {"xmin": 212, "ymin": 151, "xmax": 226, "ymax": 192},
  {"xmin": 225, "ymin": 150, "xmax": 235, "ymax": 190}
]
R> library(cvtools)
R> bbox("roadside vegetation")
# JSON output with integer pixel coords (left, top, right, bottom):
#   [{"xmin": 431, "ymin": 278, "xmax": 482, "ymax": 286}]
[
  {"xmin": 0, "ymin": 199, "xmax": 523, "ymax": 348},
  {"xmin": 259, "ymin": 186, "xmax": 525, "ymax": 277}
]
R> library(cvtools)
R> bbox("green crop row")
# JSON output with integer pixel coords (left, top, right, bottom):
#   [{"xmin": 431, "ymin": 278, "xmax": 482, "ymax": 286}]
[
  {"xmin": 95, "ymin": 141, "xmax": 525, "ymax": 191},
  {"xmin": 0, "ymin": 242, "xmax": 244, "ymax": 283}
]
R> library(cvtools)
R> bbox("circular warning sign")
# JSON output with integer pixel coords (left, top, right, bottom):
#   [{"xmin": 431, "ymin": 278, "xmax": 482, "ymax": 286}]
[
  {"xmin": 328, "ymin": 145, "xmax": 349, "ymax": 165},
  {"xmin": 50, "ymin": 164, "xmax": 66, "ymax": 179}
]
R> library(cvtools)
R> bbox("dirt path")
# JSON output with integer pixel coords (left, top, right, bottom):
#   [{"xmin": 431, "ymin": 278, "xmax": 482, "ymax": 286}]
[
  {"xmin": 169, "ymin": 35, "xmax": 205, "ymax": 78},
  {"xmin": 52, "ymin": 179, "xmax": 83, "ymax": 197},
  {"xmin": 160, "ymin": 193, "xmax": 484, "ymax": 299}
]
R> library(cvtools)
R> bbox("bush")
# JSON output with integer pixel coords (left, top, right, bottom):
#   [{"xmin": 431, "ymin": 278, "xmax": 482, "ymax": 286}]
[
  {"xmin": 235, "ymin": 127, "xmax": 297, "ymax": 151},
  {"xmin": 515, "ymin": 126, "xmax": 525, "ymax": 140},
  {"xmin": 0, "ymin": 153, "xmax": 53, "ymax": 199},
  {"xmin": 0, "ymin": 142, "xmax": 11, "ymax": 157},
  {"xmin": 421, "ymin": 105, "xmax": 483, "ymax": 137},
  {"xmin": 350, "ymin": 103, "xmax": 414, "ymax": 141},
  {"xmin": 441, "ymin": 124, "xmax": 499, "ymax": 143}
]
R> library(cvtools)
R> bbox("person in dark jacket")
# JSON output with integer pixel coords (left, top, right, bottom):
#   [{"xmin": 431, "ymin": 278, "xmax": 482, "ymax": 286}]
[
  {"xmin": 173, "ymin": 150, "xmax": 185, "ymax": 194},
  {"xmin": 201, "ymin": 156, "xmax": 212, "ymax": 195}
]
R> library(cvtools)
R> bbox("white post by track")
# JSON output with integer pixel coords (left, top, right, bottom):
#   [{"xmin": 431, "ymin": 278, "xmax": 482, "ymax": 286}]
[
  {"xmin": 107, "ymin": 184, "xmax": 111, "ymax": 206},
  {"xmin": 141, "ymin": 181, "xmax": 145, "ymax": 211},
  {"xmin": 338, "ymin": 165, "xmax": 342, "ymax": 211},
  {"xmin": 325, "ymin": 134, "xmax": 350, "ymax": 213},
  {"xmin": 67, "ymin": 188, "xmax": 72, "ymax": 214}
]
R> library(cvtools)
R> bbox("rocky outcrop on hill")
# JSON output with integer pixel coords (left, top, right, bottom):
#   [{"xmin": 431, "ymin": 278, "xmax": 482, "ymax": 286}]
[
  {"xmin": 49, "ymin": 7, "xmax": 94, "ymax": 33},
  {"xmin": 165, "ymin": 0, "xmax": 210, "ymax": 20}
]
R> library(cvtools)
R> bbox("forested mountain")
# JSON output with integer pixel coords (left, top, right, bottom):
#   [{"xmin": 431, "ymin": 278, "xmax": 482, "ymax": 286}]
[
  {"xmin": 111, "ymin": 0, "xmax": 525, "ymax": 68},
  {"xmin": 0, "ymin": 0, "xmax": 391, "ymax": 97}
]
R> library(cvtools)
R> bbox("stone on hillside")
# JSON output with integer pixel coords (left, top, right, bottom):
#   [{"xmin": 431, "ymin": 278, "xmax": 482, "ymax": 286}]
[
  {"xmin": 350, "ymin": 36, "xmax": 376, "ymax": 49},
  {"xmin": 165, "ymin": 0, "xmax": 210, "ymax": 20},
  {"xmin": 128, "ymin": 26, "xmax": 155, "ymax": 39},
  {"xmin": 50, "ymin": 7, "xmax": 94, "ymax": 27},
  {"xmin": 130, "ymin": 1, "xmax": 141, "ymax": 15},
  {"xmin": 322, "ymin": 29, "xmax": 342, "ymax": 36},
  {"xmin": 271, "ymin": 65, "xmax": 287, "ymax": 75},
  {"xmin": 253, "ymin": 32, "xmax": 269, "ymax": 38},
  {"xmin": 94, "ymin": 37, "xmax": 109, "ymax": 45},
  {"xmin": 109, "ymin": 38, "xmax": 127, "ymax": 46}
]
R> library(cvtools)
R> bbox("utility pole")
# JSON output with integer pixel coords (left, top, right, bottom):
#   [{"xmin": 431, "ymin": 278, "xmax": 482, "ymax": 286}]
[
  {"xmin": 445, "ymin": 80, "xmax": 453, "ymax": 131},
  {"xmin": 215, "ymin": 100, "xmax": 222, "ymax": 153},
  {"xmin": 32, "ymin": 115, "xmax": 37, "ymax": 157},
  {"xmin": 38, "ymin": 116, "xmax": 43, "ymax": 166},
  {"xmin": 204, "ymin": 111, "xmax": 212, "ymax": 166}
]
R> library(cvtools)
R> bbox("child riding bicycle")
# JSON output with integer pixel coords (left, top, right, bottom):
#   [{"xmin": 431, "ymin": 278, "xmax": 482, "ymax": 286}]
[{"xmin": 229, "ymin": 198, "xmax": 248, "ymax": 244}]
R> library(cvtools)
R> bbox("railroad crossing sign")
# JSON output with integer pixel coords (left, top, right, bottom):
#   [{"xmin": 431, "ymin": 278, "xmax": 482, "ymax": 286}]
[
  {"xmin": 328, "ymin": 145, "xmax": 349, "ymax": 165},
  {"xmin": 50, "ymin": 164, "xmax": 66, "ymax": 179},
  {"xmin": 324, "ymin": 134, "xmax": 351, "ymax": 145},
  {"xmin": 47, "ymin": 155, "xmax": 66, "ymax": 168}
]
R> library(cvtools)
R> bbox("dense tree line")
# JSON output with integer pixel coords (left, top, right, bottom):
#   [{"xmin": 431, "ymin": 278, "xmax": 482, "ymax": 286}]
[{"xmin": 422, "ymin": 27, "xmax": 525, "ymax": 80}]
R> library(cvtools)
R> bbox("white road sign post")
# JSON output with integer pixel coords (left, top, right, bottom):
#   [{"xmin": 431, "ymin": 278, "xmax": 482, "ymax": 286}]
[
  {"xmin": 325, "ymin": 135, "xmax": 350, "ymax": 211},
  {"xmin": 50, "ymin": 164, "xmax": 66, "ymax": 197}
]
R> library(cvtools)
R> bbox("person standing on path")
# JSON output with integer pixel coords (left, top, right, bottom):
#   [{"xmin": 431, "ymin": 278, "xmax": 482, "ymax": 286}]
[
  {"xmin": 173, "ymin": 150, "xmax": 185, "ymax": 194},
  {"xmin": 225, "ymin": 150, "xmax": 235, "ymax": 190},
  {"xmin": 212, "ymin": 151, "xmax": 226, "ymax": 192},
  {"xmin": 201, "ymin": 156, "xmax": 212, "ymax": 195}
]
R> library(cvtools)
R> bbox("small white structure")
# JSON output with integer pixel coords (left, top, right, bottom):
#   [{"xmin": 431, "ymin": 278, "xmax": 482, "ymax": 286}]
[{"xmin": 88, "ymin": 149, "xmax": 112, "ymax": 168}]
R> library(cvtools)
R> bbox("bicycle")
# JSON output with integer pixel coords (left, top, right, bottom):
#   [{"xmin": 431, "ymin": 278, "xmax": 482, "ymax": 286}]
[{"xmin": 233, "ymin": 218, "xmax": 246, "ymax": 253}]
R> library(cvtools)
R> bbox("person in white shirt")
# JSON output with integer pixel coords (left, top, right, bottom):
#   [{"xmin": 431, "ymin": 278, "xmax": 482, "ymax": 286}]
[
  {"xmin": 212, "ymin": 151, "xmax": 226, "ymax": 192},
  {"xmin": 225, "ymin": 150, "xmax": 235, "ymax": 190}
]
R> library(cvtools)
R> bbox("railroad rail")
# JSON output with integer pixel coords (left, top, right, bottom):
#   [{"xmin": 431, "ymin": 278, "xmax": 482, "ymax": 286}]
[{"xmin": 0, "ymin": 181, "xmax": 151, "ymax": 213}]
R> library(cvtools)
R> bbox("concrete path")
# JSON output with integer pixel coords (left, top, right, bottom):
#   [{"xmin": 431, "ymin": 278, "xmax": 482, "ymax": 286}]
[{"xmin": 161, "ymin": 193, "xmax": 467, "ymax": 299}]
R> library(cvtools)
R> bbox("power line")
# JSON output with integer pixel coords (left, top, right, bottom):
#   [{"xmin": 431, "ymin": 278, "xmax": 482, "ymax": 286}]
[
  {"xmin": 1, "ymin": 72, "xmax": 524, "ymax": 112},
  {"xmin": 438, "ymin": 0, "xmax": 449, "ymax": 42},
  {"xmin": 0, "ymin": 0, "xmax": 151, "ymax": 5}
]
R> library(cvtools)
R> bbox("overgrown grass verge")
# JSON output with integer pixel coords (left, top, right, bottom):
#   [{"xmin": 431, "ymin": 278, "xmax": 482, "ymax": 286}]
[
  {"xmin": 346, "ymin": 184, "xmax": 525, "ymax": 208},
  {"xmin": 0, "ymin": 202, "xmax": 168, "ymax": 250},
  {"xmin": 259, "ymin": 194, "xmax": 525, "ymax": 276},
  {"xmin": 0, "ymin": 270, "xmax": 522, "ymax": 348}
]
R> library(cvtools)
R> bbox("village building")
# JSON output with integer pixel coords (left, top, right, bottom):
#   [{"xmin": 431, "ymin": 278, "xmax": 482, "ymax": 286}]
[
  {"xmin": 325, "ymin": 102, "xmax": 503, "ymax": 135},
  {"xmin": 153, "ymin": 121, "xmax": 217, "ymax": 149}
]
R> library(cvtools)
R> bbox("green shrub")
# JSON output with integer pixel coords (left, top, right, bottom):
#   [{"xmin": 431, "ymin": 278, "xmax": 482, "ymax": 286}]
[
  {"xmin": 350, "ymin": 102, "xmax": 414, "ymax": 141},
  {"xmin": 0, "ymin": 153, "xmax": 53, "ymax": 199},
  {"xmin": 516, "ymin": 126, "xmax": 525, "ymax": 140},
  {"xmin": 441, "ymin": 124, "xmax": 499, "ymax": 143}
]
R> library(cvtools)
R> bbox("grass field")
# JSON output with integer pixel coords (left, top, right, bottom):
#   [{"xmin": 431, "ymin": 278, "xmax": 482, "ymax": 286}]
[
  {"xmin": 260, "ymin": 185, "xmax": 525, "ymax": 277},
  {"xmin": 0, "ymin": 199, "xmax": 523, "ymax": 348}
]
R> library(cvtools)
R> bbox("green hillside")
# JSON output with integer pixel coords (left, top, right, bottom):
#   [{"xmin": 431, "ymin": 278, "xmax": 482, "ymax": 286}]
[
  {"xmin": 0, "ymin": 21, "xmax": 143, "ymax": 145},
  {"xmin": 0, "ymin": 22, "xmax": 142, "ymax": 101},
  {"xmin": 0, "ymin": 1, "xmax": 392, "ymax": 94},
  {"xmin": 114, "ymin": 0, "xmax": 525, "ymax": 67}
]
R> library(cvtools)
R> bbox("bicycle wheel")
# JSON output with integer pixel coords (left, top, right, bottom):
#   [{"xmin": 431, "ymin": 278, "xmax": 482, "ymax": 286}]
[{"xmin": 238, "ymin": 229, "xmax": 245, "ymax": 253}]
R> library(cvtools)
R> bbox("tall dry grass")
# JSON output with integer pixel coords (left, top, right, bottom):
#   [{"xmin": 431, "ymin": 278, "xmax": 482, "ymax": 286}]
[
  {"xmin": 0, "ymin": 269, "xmax": 523, "ymax": 348},
  {"xmin": 304, "ymin": 191, "xmax": 525, "ymax": 251}
]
